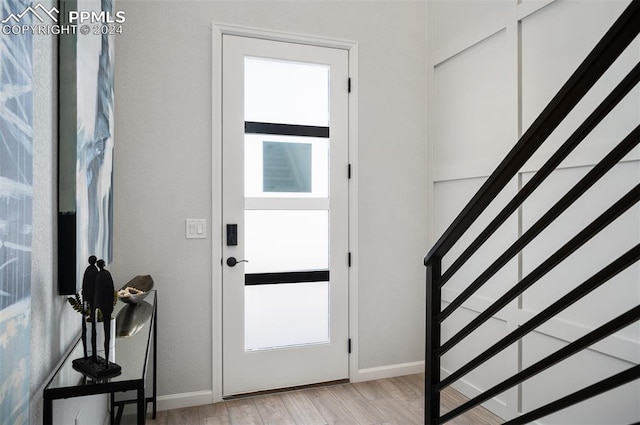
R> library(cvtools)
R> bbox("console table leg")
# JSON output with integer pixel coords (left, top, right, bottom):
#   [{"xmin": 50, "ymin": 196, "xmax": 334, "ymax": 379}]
[
  {"xmin": 137, "ymin": 387, "xmax": 145, "ymax": 424},
  {"xmin": 152, "ymin": 301, "xmax": 157, "ymax": 419},
  {"xmin": 43, "ymin": 398, "xmax": 52, "ymax": 425},
  {"xmin": 110, "ymin": 392, "xmax": 115, "ymax": 425}
]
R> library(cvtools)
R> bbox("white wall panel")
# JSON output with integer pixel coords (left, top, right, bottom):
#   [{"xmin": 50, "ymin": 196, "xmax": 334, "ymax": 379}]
[
  {"xmin": 434, "ymin": 177, "xmax": 519, "ymax": 301},
  {"xmin": 522, "ymin": 331, "xmax": 640, "ymax": 425},
  {"xmin": 520, "ymin": 0, "xmax": 630, "ymax": 129},
  {"xmin": 522, "ymin": 163, "xmax": 640, "ymax": 344},
  {"xmin": 430, "ymin": 0, "xmax": 507, "ymax": 65},
  {"xmin": 521, "ymin": 0, "xmax": 639, "ymax": 170},
  {"xmin": 542, "ymin": 381, "xmax": 640, "ymax": 425},
  {"xmin": 441, "ymin": 302, "xmax": 514, "ymax": 417},
  {"xmin": 433, "ymin": 30, "xmax": 514, "ymax": 178}
]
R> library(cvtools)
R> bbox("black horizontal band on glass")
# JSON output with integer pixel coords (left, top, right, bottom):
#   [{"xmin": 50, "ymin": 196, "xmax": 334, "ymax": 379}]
[
  {"xmin": 245, "ymin": 270, "xmax": 330, "ymax": 286},
  {"xmin": 245, "ymin": 121, "xmax": 330, "ymax": 138}
]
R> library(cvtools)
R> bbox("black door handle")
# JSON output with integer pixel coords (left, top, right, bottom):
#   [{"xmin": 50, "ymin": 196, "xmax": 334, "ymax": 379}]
[{"xmin": 226, "ymin": 257, "xmax": 248, "ymax": 267}]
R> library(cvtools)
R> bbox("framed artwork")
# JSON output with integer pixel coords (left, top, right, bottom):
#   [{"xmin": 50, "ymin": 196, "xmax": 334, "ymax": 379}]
[
  {"xmin": 0, "ymin": 0, "xmax": 33, "ymax": 422},
  {"xmin": 58, "ymin": 0, "xmax": 115, "ymax": 295}
]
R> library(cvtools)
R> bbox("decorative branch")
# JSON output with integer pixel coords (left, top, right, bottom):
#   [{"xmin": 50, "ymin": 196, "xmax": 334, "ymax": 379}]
[{"xmin": 67, "ymin": 293, "xmax": 88, "ymax": 316}]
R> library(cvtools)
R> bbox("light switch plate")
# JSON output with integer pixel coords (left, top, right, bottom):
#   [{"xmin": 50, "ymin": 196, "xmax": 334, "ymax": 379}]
[{"xmin": 186, "ymin": 219, "xmax": 207, "ymax": 239}]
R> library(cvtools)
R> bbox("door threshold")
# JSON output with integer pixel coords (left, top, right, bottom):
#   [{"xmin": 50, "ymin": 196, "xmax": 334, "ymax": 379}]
[{"xmin": 223, "ymin": 378, "xmax": 350, "ymax": 400}]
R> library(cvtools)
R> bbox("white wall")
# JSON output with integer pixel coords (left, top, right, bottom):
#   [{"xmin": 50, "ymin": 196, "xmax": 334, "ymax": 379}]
[
  {"xmin": 113, "ymin": 0, "xmax": 427, "ymax": 404},
  {"xmin": 427, "ymin": 0, "xmax": 639, "ymax": 423}
]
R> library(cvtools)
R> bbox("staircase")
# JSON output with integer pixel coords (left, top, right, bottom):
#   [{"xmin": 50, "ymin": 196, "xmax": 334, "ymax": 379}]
[{"xmin": 423, "ymin": 2, "xmax": 640, "ymax": 424}]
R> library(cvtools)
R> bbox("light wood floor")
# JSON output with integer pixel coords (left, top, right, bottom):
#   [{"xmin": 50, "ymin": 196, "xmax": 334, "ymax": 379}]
[{"xmin": 126, "ymin": 374, "xmax": 502, "ymax": 425}]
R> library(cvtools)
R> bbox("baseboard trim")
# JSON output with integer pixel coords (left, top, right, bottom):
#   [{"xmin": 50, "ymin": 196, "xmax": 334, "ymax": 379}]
[
  {"xmin": 356, "ymin": 361, "xmax": 425, "ymax": 382},
  {"xmin": 157, "ymin": 390, "xmax": 214, "ymax": 411},
  {"xmin": 157, "ymin": 362, "xmax": 426, "ymax": 411}
]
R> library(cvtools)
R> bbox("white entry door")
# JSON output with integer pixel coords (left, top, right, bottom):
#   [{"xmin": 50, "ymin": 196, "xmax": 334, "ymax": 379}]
[{"xmin": 222, "ymin": 35, "xmax": 350, "ymax": 397}]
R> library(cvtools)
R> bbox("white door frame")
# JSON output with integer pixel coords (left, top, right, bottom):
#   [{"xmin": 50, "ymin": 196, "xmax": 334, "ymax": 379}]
[{"xmin": 211, "ymin": 22, "xmax": 359, "ymax": 402}]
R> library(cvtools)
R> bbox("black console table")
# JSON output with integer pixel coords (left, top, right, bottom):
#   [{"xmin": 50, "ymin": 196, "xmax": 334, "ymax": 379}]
[{"xmin": 43, "ymin": 291, "xmax": 157, "ymax": 425}]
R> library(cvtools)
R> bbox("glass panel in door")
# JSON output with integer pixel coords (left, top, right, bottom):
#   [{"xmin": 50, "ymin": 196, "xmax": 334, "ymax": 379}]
[
  {"xmin": 243, "ymin": 56, "xmax": 331, "ymax": 352},
  {"xmin": 244, "ymin": 56, "xmax": 329, "ymax": 126},
  {"xmin": 244, "ymin": 134, "xmax": 329, "ymax": 198}
]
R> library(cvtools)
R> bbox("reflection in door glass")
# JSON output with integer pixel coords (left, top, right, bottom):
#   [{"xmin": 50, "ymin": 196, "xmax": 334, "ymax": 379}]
[
  {"xmin": 263, "ymin": 141, "xmax": 312, "ymax": 193},
  {"xmin": 244, "ymin": 135, "xmax": 329, "ymax": 198},
  {"xmin": 245, "ymin": 282, "xmax": 329, "ymax": 350}
]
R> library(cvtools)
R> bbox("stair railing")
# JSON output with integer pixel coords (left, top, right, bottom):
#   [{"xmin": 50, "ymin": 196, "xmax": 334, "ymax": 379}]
[{"xmin": 424, "ymin": 2, "xmax": 640, "ymax": 424}]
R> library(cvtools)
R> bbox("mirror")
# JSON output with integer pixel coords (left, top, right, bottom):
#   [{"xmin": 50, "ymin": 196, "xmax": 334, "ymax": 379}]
[{"xmin": 57, "ymin": 0, "xmax": 115, "ymax": 295}]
